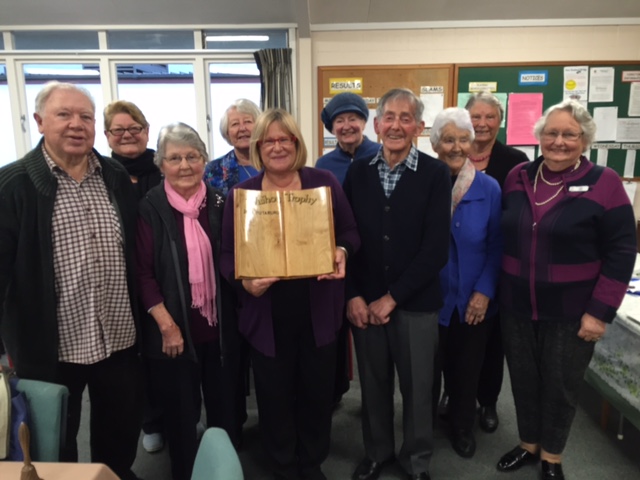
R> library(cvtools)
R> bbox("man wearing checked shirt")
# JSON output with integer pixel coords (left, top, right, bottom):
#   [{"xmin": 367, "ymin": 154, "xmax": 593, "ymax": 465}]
[{"xmin": 0, "ymin": 82, "xmax": 142, "ymax": 479}]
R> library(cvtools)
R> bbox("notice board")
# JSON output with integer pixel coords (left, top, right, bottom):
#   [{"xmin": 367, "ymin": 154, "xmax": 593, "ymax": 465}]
[
  {"xmin": 317, "ymin": 65, "xmax": 454, "ymax": 158},
  {"xmin": 455, "ymin": 62, "xmax": 640, "ymax": 177}
]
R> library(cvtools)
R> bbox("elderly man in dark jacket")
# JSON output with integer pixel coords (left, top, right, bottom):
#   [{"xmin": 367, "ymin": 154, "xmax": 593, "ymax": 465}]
[
  {"xmin": 345, "ymin": 88, "xmax": 451, "ymax": 480},
  {"xmin": 0, "ymin": 82, "xmax": 142, "ymax": 480}
]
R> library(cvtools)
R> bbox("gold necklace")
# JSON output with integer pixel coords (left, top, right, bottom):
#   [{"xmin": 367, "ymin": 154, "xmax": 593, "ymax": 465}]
[{"xmin": 533, "ymin": 160, "xmax": 580, "ymax": 206}]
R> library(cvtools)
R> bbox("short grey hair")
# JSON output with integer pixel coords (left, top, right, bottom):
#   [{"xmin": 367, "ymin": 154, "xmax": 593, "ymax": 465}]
[
  {"xmin": 35, "ymin": 81, "xmax": 95, "ymax": 115},
  {"xmin": 430, "ymin": 108, "xmax": 475, "ymax": 146},
  {"xmin": 220, "ymin": 99, "xmax": 261, "ymax": 143},
  {"xmin": 533, "ymin": 100, "xmax": 596, "ymax": 152},
  {"xmin": 154, "ymin": 122, "xmax": 208, "ymax": 167},
  {"xmin": 464, "ymin": 91, "xmax": 504, "ymax": 122},
  {"xmin": 376, "ymin": 88, "xmax": 424, "ymax": 123}
]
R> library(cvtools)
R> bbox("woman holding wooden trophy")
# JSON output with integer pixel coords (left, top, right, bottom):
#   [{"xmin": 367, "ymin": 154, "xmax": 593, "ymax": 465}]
[{"xmin": 220, "ymin": 109, "xmax": 360, "ymax": 480}]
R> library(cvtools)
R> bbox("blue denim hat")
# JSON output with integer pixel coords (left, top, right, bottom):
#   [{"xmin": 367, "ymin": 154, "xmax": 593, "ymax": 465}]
[{"xmin": 321, "ymin": 93, "xmax": 369, "ymax": 132}]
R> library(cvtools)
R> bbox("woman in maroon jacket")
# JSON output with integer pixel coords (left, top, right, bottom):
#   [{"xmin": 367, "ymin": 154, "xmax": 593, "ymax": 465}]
[
  {"xmin": 220, "ymin": 109, "xmax": 360, "ymax": 480},
  {"xmin": 498, "ymin": 100, "xmax": 636, "ymax": 480}
]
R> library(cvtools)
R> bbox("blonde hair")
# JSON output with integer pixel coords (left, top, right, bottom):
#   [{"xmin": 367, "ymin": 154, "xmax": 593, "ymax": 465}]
[{"xmin": 249, "ymin": 109, "xmax": 307, "ymax": 171}]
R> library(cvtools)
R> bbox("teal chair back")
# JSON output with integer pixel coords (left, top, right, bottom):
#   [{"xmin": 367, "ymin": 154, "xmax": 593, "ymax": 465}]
[
  {"xmin": 15, "ymin": 379, "xmax": 68, "ymax": 461},
  {"xmin": 191, "ymin": 427, "xmax": 243, "ymax": 480}
]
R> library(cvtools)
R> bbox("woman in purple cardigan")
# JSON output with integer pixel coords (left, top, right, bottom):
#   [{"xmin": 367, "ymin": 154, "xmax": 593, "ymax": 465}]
[
  {"xmin": 498, "ymin": 100, "xmax": 636, "ymax": 480},
  {"xmin": 220, "ymin": 109, "xmax": 360, "ymax": 480}
]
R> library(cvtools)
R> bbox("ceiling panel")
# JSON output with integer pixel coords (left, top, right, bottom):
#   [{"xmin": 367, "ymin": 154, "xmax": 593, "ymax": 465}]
[{"xmin": 0, "ymin": 0, "xmax": 638, "ymax": 29}]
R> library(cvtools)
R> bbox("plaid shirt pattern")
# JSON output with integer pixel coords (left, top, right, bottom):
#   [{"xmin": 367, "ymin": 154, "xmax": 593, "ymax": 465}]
[
  {"xmin": 45, "ymin": 148, "xmax": 136, "ymax": 364},
  {"xmin": 369, "ymin": 145, "xmax": 419, "ymax": 198}
]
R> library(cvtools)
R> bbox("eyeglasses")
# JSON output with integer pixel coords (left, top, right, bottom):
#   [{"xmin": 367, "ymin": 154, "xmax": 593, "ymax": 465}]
[
  {"xmin": 258, "ymin": 136, "xmax": 296, "ymax": 149},
  {"xmin": 108, "ymin": 126, "xmax": 144, "ymax": 136},
  {"xmin": 163, "ymin": 154, "xmax": 203, "ymax": 165},
  {"xmin": 541, "ymin": 131, "xmax": 583, "ymax": 142}
]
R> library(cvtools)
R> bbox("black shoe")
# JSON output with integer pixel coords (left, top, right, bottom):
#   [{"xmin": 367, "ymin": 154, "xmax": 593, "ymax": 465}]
[
  {"xmin": 407, "ymin": 473, "xmax": 431, "ymax": 480},
  {"xmin": 451, "ymin": 429, "xmax": 476, "ymax": 458},
  {"xmin": 541, "ymin": 460, "xmax": 565, "ymax": 480},
  {"xmin": 438, "ymin": 392, "xmax": 450, "ymax": 420},
  {"xmin": 497, "ymin": 446, "xmax": 538, "ymax": 472},
  {"xmin": 479, "ymin": 405, "xmax": 499, "ymax": 432},
  {"xmin": 352, "ymin": 457, "xmax": 394, "ymax": 480}
]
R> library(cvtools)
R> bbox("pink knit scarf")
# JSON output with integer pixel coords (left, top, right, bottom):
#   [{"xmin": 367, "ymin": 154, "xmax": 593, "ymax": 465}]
[{"xmin": 164, "ymin": 180, "xmax": 217, "ymax": 326}]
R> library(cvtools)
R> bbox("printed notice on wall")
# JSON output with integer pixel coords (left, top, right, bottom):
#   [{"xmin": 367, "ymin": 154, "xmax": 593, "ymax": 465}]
[
  {"xmin": 622, "ymin": 71, "xmax": 640, "ymax": 82},
  {"xmin": 506, "ymin": 93, "xmax": 543, "ymax": 146},
  {"xmin": 629, "ymin": 82, "xmax": 640, "ymax": 117},
  {"xmin": 468, "ymin": 82, "xmax": 497, "ymax": 93},
  {"xmin": 617, "ymin": 118, "xmax": 640, "ymax": 142},
  {"xmin": 329, "ymin": 78, "xmax": 363, "ymax": 94},
  {"xmin": 593, "ymin": 106, "xmax": 618, "ymax": 142},
  {"xmin": 420, "ymin": 86, "xmax": 445, "ymax": 127},
  {"xmin": 589, "ymin": 67, "xmax": 615, "ymax": 103},
  {"xmin": 564, "ymin": 66, "xmax": 589, "ymax": 107}
]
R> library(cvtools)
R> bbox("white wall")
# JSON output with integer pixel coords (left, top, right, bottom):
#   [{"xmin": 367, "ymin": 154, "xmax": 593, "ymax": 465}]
[{"xmin": 301, "ymin": 25, "xmax": 640, "ymax": 157}]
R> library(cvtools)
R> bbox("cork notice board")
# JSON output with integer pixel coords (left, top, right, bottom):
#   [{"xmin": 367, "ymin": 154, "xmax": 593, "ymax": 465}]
[{"xmin": 317, "ymin": 65, "xmax": 454, "ymax": 157}]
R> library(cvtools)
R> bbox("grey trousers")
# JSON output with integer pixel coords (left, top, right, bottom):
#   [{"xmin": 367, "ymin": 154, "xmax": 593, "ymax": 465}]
[
  {"xmin": 501, "ymin": 312, "xmax": 595, "ymax": 454},
  {"xmin": 352, "ymin": 309, "xmax": 439, "ymax": 475}
]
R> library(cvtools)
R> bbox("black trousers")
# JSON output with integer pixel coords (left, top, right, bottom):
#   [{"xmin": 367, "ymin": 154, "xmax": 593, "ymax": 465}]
[
  {"xmin": 250, "ymin": 315, "xmax": 336, "ymax": 480},
  {"xmin": 435, "ymin": 310, "xmax": 490, "ymax": 432},
  {"xmin": 148, "ymin": 339, "xmax": 242, "ymax": 480},
  {"xmin": 477, "ymin": 312, "xmax": 505, "ymax": 407},
  {"xmin": 501, "ymin": 313, "xmax": 595, "ymax": 454},
  {"xmin": 56, "ymin": 346, "xmax": 143, "ymax": 480},
  {"xmin": 141, "ymin": 359, "xmax": 163, "ymax": 435}
]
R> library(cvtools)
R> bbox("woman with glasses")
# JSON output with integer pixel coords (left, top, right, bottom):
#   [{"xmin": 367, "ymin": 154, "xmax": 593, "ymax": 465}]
[
  {"xmin": 220, "ymin": 109, "xmax": 360, "ymax": 480},
  {"xmin": 104, "ymin": 100, "xmax": 161, "ymax": 199},
  {"xmin": 136, "ymin": 122, "xmax": 240, "ymax": 480},
  {"xmin": 430, "ymin": 108, "xmax": 502, "ymax": 459},
  {"xmin": 498, "ymin": 100, "xmax": 636, "ymax": 480},
  {"xmin": 104, "ymin": 100, "xmax": 165, "ymax": 454},
  {"xmin": 204, "ymin": 98, "xmax": 262, "ymax": 196}
]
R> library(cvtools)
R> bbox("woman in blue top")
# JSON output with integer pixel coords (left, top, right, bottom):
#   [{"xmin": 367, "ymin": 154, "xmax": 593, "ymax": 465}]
[
  {"xmin": 204, "ymin": 99, "xmax": 261, "ymax": 195},
  {"xmin": 431, "ymin": 107, "xmax": 502, "ymax": 459}
]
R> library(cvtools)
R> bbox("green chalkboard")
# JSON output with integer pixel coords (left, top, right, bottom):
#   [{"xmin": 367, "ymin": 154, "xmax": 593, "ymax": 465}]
[{"xmin": 455, "ymin": 62, "xmax": 640, "ymax": 177}]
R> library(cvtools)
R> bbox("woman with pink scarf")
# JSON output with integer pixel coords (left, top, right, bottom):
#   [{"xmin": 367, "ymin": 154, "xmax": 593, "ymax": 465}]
[{"xmin": 136, "ymin": 122, "xmax": 241, "ymax": 480}]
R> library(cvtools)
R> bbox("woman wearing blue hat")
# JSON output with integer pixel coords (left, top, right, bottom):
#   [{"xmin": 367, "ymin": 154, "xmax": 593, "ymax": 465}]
[{"xmin": 316, "ymin": 92, "xmax": 380, "ymax": 184}]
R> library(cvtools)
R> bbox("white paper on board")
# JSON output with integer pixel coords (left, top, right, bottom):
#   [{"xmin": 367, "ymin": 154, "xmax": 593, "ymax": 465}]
[
  {"xmin": 593, "ymin": 106, "xmax": 618, "ymax": 142},
  {"xmin": 624, "ymin": 150, "xmax": 637, "ymax": 178},
  {"xmin": 514, "ymin": 146, "xmax": 536, "ymax": 161},
  {"xmin": 589, "ymin": 67, "xmax": 615, "ymax": 103},
  {"xmin": 364, "ymin": 108, "xmax": 378, "ymax": 142},
  {"xmin": 629, "ymin": 82, "xmax": 640, "ymax": 117},
  {"xmin": 417, "ymin": 136, "xmax": 437, "ymax": 158},
  {"xmin": 617, "ymin": 118, "xmax": 640, "ymax": 142},
  {"xmin": 563, "ymin": 66, "xmax": 589, "ymax": 107},
  {"xmin": 420, "ymin": 93, "xmax": 444, "ymax": 128},
  {"xmin": 596, "ymin": 148, "xmax": 608, "ymax": 166},
  {"xmin": 623, "ymin": 181, "xmax": 637, "ymax": 207}
]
